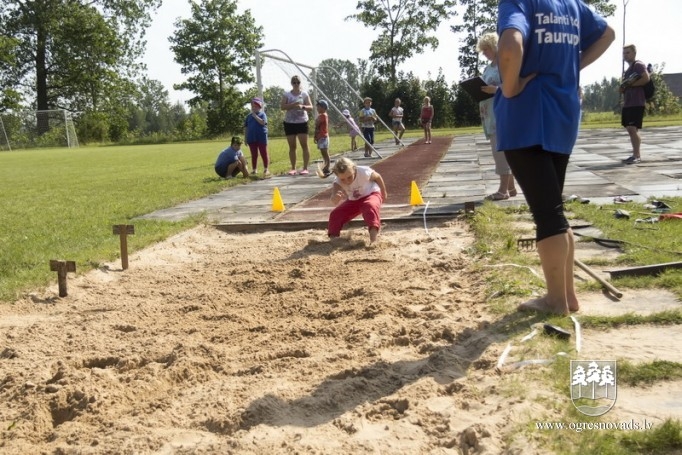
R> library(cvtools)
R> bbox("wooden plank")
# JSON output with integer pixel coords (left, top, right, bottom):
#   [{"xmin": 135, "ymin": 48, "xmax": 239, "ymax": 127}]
[
  {"xmin": 49, "ymin": 260, "xmax": 76, "ymax": 297},
  {"xmin": 113, "ymin": 224, "xmax": 135, "ymax": 270},
  {"xmin": 607, "ymin": 261, "xmax": 682, "ymax": 278}
]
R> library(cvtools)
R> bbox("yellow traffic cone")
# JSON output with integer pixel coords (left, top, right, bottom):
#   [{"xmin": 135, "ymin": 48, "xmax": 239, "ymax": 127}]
[
  {"xmin": 272, "ymin": 187, "xmax": 285, "ymax": 212},
  {"xmin": 410, "ymin": 181, "xmax": 424, "ymax": 206}
]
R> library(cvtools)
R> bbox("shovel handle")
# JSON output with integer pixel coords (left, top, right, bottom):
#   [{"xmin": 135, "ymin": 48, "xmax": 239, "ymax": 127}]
[{"xmin": 574, "ymin": 259, "xmax": 623, "ymax": 299}]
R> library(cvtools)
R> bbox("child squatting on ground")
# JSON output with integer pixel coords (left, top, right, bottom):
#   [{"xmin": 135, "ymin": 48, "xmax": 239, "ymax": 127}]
[
  {"xmin": 325, "ymin": 157, "xmax": 387, "ymax": 245},
  {"xmin": 214, "ymin": 136, "xmax": 249, "ymax": 179}
]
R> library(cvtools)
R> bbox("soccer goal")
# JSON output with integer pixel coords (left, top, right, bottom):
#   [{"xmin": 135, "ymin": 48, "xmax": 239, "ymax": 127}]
[
  {"xmin": 256, "ymin": 49, "xmax": 400, "ymax": 158},
  {"xmin": 0, "ymin": 116, "xmax": 10, "ymax": 151},
  {"xmin": 0, "ymin": 109, "xmax": 79, "ymax": 150}
]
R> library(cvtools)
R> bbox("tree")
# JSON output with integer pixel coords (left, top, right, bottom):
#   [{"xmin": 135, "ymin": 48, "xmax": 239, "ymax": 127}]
[
  {"xmin": 452, "ymin": 82, "xmax": 480, "ymax": 127},
  {"xmin": 346, "ymin": 0, "xmax": 456, "ymax": 84},
  {"xmin": 1, "ymin": 0, "xmax": 161, "ymax": 115},
  {"xmin": 423, "ymin": 70, "xmax": 455, "ymax": 128},
  {"xmin": 170, "ymin": 0, "xmax": 263, "ymax": 136},
  {"xmin": 386, "ymin": 74, "xmax": 425, "ymax": 128},
  {"xmin": 450, "ymin": 0, "xmax": 616, "ymax": 127},
  {"xmin": 316, "ymin": 59, "xmax": 362, "ymax": 114},
  {"xmin": 587, "ymin": 0, "xmax": 617, "ymax": 17},
  {"xmin": 450, "ymin": 0, "xmax": 497, "ymax": 79},
  {"xmin": 127, "ymin": 78, "xmax": 177, "ymax": 136},
  {"xmin": 646, "ymin": 65, "xmax": 680, "ymax": 116},
  {"xmin": 0, "ymin": 36, "xmax": 21, "ymax": 111},
  {"xmin": 582, "ymin": 77, "xmax": 621, "ymax": 113}
]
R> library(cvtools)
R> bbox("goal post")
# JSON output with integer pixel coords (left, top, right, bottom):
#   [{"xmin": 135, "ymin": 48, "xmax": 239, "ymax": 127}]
[
  {"xmin": 0, "ymin": 109, "xmax": 79, "ymax": 150},
  {"xmin": 257, "ymin": 49, "xmax": 406, "ymax": 158},
  {"xmin": 0, "ymin": 116, "xmax": 10, "ymax": 151}
]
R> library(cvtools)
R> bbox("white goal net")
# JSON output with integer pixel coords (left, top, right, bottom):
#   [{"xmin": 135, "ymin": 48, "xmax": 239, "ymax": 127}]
[
  {"xmin": 0, "ymin": 109, "xmax": 79, "ymax": 151},
  {"xmin": 256, "ymin": 49, "xmax": 399, "ymax": 157}
]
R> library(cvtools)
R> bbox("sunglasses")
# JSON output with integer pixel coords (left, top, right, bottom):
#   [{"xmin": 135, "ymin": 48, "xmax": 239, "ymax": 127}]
[{"xmin": 291, "ymin": 81, "xmax": 300, "ymax": 85}]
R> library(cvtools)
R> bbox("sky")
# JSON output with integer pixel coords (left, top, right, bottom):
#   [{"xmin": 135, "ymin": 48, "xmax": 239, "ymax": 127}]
[{"xmin": 143, "ymin": 0, "xmax": 682, "ymax": 105}]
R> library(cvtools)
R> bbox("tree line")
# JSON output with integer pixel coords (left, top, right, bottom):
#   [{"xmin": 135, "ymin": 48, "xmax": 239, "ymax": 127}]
[{"xmin": 4, "ymin": 0, "xmax": 674, "ymax": 148}]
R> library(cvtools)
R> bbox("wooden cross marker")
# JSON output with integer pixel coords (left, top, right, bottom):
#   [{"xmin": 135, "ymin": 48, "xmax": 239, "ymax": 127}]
[
  {"xmin": 49, "ymin": 260, "xmax": 76, "ymax": 297},
  {"xmin": 112, "ymin": 224, "xmax": 135, "ymax": 270}
]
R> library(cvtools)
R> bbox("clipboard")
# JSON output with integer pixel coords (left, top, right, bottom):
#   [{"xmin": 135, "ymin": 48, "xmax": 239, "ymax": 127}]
[{"xmin": 460, "ymin": 76, "xmax": 494, "ymax": 102}]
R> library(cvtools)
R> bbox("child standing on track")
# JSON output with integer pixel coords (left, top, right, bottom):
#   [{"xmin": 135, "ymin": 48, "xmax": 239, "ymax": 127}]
[
  {"xmin": 358, "ymin": 97, "xmax": 378, "ymax": 158},
  {"xmin": 327, "ymin": 157, "xmax": 387, "ymax": 245},
  {"xmin": 389, "ymin": 98, "xmax": 405, "ymax": 145},
  {"xmin": 314, "ymin": 100, "xmax": 332, "ymax": 177},
  {"xmin": 339, "ymin": 109, "xmax": 360, "ymax": 152},
  {"xmin": 244, "ymin": 97, "xmax": 270, "ymax": 176},
  {"xmin": 420, "ymin": 96, "xmax": 434, "ymax": 144}
]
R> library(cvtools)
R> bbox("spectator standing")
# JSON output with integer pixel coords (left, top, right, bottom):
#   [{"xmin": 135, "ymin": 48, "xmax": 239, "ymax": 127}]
[
  {"xmin": 339, "ymin": 109, "xmax": 360, "ymax": 152},
  {"xmin": 358, "ymin": 97, "xmax": 378, "ymax": 158},
  {"xmin": 280, "ymin": 75, "xmax": 312, "ymax": 175},
  {"xmin": 389, "ymin": 98, "xmax": 406, "ymax": 145},
  {"xmin": 314, "ymin": 100, "xmax": 332, "ymax": 176},
  {"xmin": 244, "ymin": 97, "xmax": 270, "ymax": 177},
  {"xmin": 420, "ymin": 96, "xmax": 433, "ymax": 144},
  {"xmin": 495, "ymin": 0, "xmax": 615, "ymax": 315},
  {"xmin": 476, "ymin": 32, "xmax": 518, "ymax": 201},
  {"xmin": 620, "ymin": 44, "xmax": 650, "ymax": 164}
]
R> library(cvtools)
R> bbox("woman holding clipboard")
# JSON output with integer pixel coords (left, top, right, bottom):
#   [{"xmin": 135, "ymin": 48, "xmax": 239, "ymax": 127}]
[{"xmin": 476, "ymin": 32, "xmax": 517, "ymax": 200}]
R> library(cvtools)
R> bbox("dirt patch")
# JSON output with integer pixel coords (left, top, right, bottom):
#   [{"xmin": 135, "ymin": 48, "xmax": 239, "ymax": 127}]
[{"xmin": 0, "ymin": 219, "xmax": 680, "ymax": 453}]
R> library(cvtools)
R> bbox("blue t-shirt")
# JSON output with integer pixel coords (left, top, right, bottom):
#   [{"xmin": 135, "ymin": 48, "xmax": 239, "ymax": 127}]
[
  {"xmin": 244, "ymin": 112, "xmax": 268, "ymax": 144},
  {"xmin": 214, "ymin": 146, "xmax": 242, "ymax": 176},
  {"xmin": 494, "ymin": 0, "xmax": 607, "ymax": 154}
]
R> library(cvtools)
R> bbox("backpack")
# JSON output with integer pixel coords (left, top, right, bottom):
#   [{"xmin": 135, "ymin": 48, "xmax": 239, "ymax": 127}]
[{"xmin": 642, "ymin": 62, "xmax": 655, "ymax": 101}]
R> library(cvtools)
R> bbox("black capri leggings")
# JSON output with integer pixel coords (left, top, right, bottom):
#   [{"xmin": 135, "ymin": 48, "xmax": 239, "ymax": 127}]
[{"xmin": 504, "ymin": 146, "xmax": 570, "ymax": 241}]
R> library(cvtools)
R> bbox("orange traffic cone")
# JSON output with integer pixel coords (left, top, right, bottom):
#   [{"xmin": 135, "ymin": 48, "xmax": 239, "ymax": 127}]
[
  {"xmin": 272, "ymin": 187, "xmax": 285, "ymax": 212},
  {"xmin": 410, "ymin": 181, "xmax": 424, "ymax": 206}
]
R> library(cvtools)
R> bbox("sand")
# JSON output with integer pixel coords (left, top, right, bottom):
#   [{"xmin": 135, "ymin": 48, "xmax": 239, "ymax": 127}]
[{"xmin": 1, "ymin": 220, "xmax": 681, "ymax": 454}]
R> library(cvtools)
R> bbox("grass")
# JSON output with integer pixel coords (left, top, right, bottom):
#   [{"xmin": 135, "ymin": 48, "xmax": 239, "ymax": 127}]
[
  {"xmin": 0, "ymin": 123, "xmax": 462, "ymax": 301},
  {"xmin": 581, "ymin": 111, "xmax": 682, "ymax": 128},
  {"xmin": 566, "ymin": 200, "xmax": 682, "ymax": 298},
  {"xmin": 2, "ymin": 117, "xmax": 682, "ymax": 452},
  {"xmin": 467, "ymin": 200, "xmax": 682, "ymax": 454},
  {"xmin": 0, "ymin": 136, "xmax": 348, "ymax": 301},
  {"xmin": 467, "ymin": 196, "xmax": 682, "ymax": 304},
  {"xmin": 0, "ymin": 125, "xmax": 454, "ymax": 301}
]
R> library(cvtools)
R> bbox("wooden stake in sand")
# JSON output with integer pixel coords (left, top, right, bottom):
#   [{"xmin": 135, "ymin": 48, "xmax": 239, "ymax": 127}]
[
  {"xmin": 49, "ymin": 260, "xmax": 76, "ymax": 297},
  {"xmin": 113, "ymin": 224, "xmax": 135, "ymax": 270}
]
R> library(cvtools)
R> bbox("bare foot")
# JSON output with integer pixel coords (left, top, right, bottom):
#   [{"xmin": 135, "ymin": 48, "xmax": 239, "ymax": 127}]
[
  {"xmin": 328, "ymin": 236, "xmax": 344, "ymax": 247},
  {"xmin": 568, "ymin": 292, "xmax": 580, "ymax": 313},
  {"xmin": 368, "ymin": 227, "xmax": 379, "ymax": 244},
  {"xmin": 517, "ymin": 297, "xmax": 569, "ymax": 316}
]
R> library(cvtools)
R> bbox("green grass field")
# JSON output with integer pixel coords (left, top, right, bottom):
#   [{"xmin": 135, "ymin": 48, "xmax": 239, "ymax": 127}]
[
  {"xmin": 0, "ymin": 130, "xmax": 405, "ymax": 301},
  {"xmin": 1, "ymin": 115, "xmax": 680, "ymax": 302}
]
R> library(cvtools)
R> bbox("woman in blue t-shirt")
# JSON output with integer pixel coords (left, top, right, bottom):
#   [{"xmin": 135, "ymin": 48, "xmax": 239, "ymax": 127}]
[{"xmin": 495, "ymin": 0, "xmax": 615, "ymax": 316}]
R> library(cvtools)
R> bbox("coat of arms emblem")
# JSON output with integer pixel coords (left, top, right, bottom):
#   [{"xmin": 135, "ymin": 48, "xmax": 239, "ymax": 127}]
[{"xmin": 570, "ymin": 360, "xmax": 617, "ymax": 416}]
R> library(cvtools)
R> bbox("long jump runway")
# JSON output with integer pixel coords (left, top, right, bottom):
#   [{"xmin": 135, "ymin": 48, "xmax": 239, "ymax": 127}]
[{"xmin": 137, "ymin": 126, "xmax": 682, "ymax": 232}]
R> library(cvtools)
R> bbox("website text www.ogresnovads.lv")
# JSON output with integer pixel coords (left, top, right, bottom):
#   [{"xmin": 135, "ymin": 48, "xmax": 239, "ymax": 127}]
[{"xmin": 535, "ymin": 419, "xmax": 655, "ymax": 433}]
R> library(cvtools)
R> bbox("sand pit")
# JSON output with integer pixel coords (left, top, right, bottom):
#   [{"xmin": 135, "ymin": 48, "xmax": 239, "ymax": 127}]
[{"xmin": 1, "ymin": 220, "xmax": 680, "ymax": 454}]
